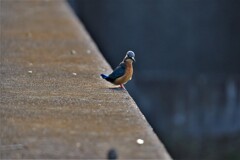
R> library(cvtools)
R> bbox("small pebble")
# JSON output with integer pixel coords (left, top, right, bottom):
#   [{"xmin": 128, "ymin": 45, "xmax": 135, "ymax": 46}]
[
  {"xmin": 72, "ymin": 73, "xmax": 77, "ymax": 76},
  {"xmin": 71, "ymin": 50, "xmax": 77, "ymax": 55},
  {"xmin": 28, "ymin": 70, "xmax": 32, "ymax": 74},
  {"xmin": 136, "ymin": 139, "xmax": 144, "ymax": 144},
  {"xmin": 87, "ymin": 49, "xmax": 91, "ymax": 54}
]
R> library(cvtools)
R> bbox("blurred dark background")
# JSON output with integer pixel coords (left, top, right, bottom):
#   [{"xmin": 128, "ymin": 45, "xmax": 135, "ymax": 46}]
[{"xmin": 68, "ymin": 0, "xmax": 240, "ymax": 159}]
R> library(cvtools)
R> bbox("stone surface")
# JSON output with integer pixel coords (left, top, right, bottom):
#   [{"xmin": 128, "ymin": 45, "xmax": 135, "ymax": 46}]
[{"xmin": 0, "ymin": 0, "xmax": 171, "ymax": 159}]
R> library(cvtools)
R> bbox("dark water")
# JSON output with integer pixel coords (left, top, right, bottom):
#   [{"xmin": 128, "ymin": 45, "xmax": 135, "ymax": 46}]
[
  {"xmin": 134, "ymin": 75, "xmax": 240, "ymax": 159},
  {"xmin": 68, "ymin": 0, "xmax": 240, "ymax": 159}
]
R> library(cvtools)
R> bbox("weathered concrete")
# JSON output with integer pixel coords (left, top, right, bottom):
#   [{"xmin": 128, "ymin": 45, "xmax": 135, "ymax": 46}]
[{"xmin": 0, "ymin": 0, "xmax": 171, "ymax": 159}]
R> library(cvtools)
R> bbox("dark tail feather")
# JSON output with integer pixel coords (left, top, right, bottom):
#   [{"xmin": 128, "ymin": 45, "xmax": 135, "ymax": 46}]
[{"xmin": 100, "ymin": 74, "xmax": 108, "ymax": 79}]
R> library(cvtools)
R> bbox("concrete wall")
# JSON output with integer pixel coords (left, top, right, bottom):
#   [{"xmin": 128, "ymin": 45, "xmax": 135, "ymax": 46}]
[{"xmin": 0, "ymin": 0, "xmax": 171, "ymax": 159}]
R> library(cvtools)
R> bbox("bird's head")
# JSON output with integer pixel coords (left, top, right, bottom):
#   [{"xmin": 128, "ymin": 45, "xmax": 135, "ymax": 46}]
[{"xmin": 124, "ymin": 51, "xmax": 136, "ymax": 62}]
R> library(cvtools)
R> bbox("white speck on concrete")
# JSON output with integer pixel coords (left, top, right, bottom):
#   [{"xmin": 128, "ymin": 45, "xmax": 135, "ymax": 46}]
[
  {"xmin": 87, "ymin": 49, "xmax": 91, "ymax": 54},
  {"xmin": 26, "ymin": 32, "xmax": 32, "ymax": 38},
  {"xmin": 72, "ymin": 73, "xmax": 77, "ymax": 76},
  {"xmin": 76, "ymin": 142, "xmax": 81, "ymax": 148},
  {"xmin": 71, "ymin": 50, "xmax": 77, "ymax": 55},
  {"xmin": 28, "ymin": 70, "xmax": 32, "ymax": 74},
  {"xmin": 137, "ymin": 139, "xmax": 144, "ymax": 144}
]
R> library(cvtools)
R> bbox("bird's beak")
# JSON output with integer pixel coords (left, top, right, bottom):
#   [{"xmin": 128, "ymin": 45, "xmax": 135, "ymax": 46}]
[{"xmin": 131, "ymin": 57, "xmax": 136, "ymax": 62}]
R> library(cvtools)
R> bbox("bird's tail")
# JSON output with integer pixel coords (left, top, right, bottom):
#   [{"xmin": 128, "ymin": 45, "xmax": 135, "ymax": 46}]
[{"xmin": 100, "ymin": 74, "xmax": 108, "ymax": 79}]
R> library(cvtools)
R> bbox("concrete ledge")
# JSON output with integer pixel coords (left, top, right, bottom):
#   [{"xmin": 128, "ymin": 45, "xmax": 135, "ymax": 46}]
[{"xmin": 0, "ymin": 0, "xmax": 171, "ymax": 159}]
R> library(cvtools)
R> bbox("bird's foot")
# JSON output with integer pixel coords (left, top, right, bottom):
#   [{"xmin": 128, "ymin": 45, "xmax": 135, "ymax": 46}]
[{"xmin": 120, "ymin": 84, "xmax": 126, "ymax": 90}]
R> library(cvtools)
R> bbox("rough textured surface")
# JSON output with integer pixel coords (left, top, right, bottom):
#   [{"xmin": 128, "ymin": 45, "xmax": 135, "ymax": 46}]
[{"xmin": 0, "ymin": 0, "xmax": 171, "ymax": 159}]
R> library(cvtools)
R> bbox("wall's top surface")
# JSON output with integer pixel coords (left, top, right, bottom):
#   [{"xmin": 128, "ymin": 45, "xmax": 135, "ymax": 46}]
[{"xmin": 0, "ymin": 0, "xmax": 171, "ymax": 159}]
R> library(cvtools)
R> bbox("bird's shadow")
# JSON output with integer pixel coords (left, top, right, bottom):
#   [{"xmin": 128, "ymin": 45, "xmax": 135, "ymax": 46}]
[{"xmin": 108, "ymin": 87, "xmax": 126, "ymax": 91}]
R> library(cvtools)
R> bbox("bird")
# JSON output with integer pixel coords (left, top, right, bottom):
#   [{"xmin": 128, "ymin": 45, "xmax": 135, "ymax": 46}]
[{"xmin": 101, "ymin": 51, "xmax": 135, "ymax": 89}]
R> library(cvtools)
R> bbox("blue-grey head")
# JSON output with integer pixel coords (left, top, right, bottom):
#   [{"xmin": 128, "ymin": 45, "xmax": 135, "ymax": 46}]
[{"xmin": 124, "ymin": 51, "xmax": 136, "ymax": 62}]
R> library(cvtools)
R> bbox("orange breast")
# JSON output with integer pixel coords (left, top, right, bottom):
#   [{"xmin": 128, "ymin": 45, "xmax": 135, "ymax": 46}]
[{"xmin": 113, "ymin": 61, "xmax": 133, "ymax": 85}]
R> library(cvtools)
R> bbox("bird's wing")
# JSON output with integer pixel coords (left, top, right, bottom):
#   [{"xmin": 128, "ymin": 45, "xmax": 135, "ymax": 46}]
[{"xmin": 108, "ymin": 62, "xmax": 126, "ymax": 80}]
